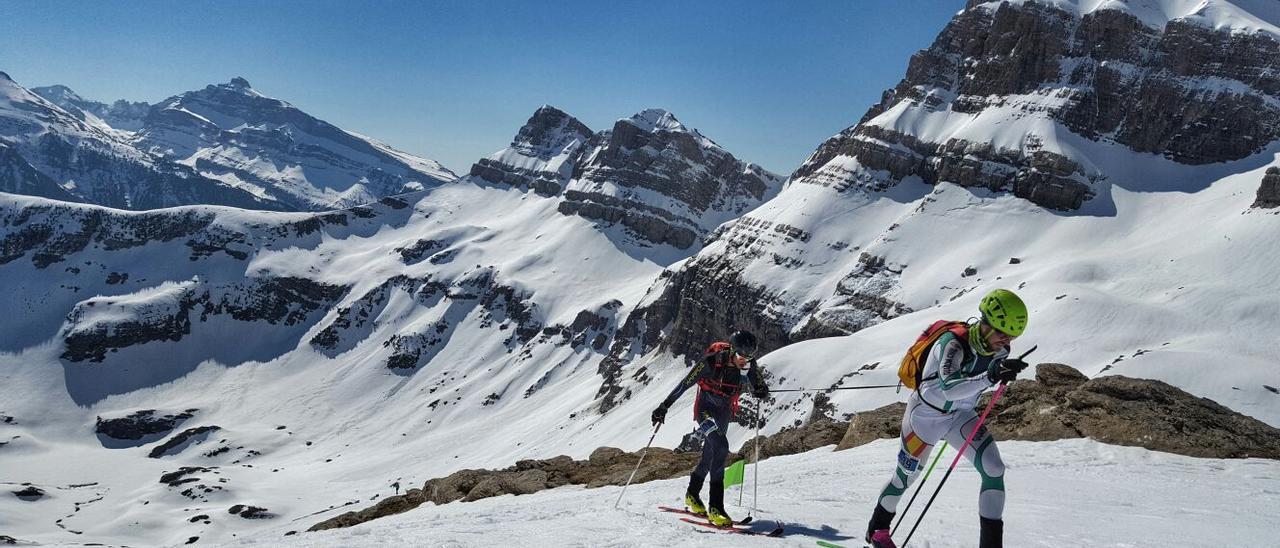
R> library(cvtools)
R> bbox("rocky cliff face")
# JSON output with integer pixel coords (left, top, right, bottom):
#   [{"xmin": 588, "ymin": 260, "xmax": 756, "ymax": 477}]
[
  {"xmin": 799, "ymin": 0, "xmax": 1280, "ymax": 209},
  {"xmin": 471, "ymin": 107, "xmax": 783, "ymax": 250},
  {"xmin": 132, "ymin": 78, "xmax": 457, "ymax": 211}
]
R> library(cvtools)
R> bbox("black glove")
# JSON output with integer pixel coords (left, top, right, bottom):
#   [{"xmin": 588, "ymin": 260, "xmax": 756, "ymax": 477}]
[
  {"xmin": 651, "ymin": 403, "xmax": 668, "ymax": 426},
  {"xmin": 988, "ymin": 358, "xmax": 1029, "ymax": 384},
  {"xmin": 753, "ymin": 384, "xmax": 770, "ymax": 399},
  {"xmin": 1003, "ymin": 358, "xmax": 1030, "ymax": 373}
]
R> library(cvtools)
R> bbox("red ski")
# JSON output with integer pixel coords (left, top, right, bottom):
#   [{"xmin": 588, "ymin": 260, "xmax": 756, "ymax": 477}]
[
  {"xmin": 657, "ymin": 505, "xmax": 704, "ymax": 517},
  {"xmin": 679, "ymin": 516, "xmax": 784, "ymax": 537}
]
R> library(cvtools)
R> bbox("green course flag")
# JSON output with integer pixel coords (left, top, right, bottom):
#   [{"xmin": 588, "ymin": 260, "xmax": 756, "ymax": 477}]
[{"xmin": 723, "ymin": 459, "xmax": 747, "ymax": 488}]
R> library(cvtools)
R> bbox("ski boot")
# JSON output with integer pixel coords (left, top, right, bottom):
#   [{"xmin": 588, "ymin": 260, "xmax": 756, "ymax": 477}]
[
  {"xmin": 707, "ymin": 505, "xmax": 734, "ymax": 527},
  {"xmin": 866, "ymin": 504, "xmax": 896, "ymax": 547},
  {"xmin": 980, "ymin": 517, "xmax": 1003, "ymax": 548},
  {"xmin": 683, "ymin": 492, "xmax": 706, "ymax": 516},
  {"xmin": 706, "ymin": 479, "xmax": 732, "ymax": 526}
]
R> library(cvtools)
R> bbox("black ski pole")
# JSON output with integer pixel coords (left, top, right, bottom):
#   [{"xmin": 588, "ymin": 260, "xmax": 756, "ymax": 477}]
[
  {"xmin": 614, "ymin": 422, "xmax": 660, "ymax": 509},
  {"xmin": 769, "ymin": 384, "xmax": 899, "ymax": 393},
  {"xmin": 891, "ymin": 441, "xmax": 949, "ymax": 535}
]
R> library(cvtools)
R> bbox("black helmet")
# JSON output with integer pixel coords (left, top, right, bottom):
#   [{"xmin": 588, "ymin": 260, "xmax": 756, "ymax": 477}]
[{"xmin": 729, "ymin": 330, "xmax": 758, "ymax": 357}]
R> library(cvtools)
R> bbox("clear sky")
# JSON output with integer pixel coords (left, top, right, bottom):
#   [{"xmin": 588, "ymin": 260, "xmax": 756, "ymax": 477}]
[{"xmin": 0, "ymin": 0, "xmax": 963, "ymax": 177}]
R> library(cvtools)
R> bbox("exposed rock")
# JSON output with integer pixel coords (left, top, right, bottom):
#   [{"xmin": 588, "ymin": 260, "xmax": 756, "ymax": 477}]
[
  {"xmin": 1253, "ymin": 167, "xmax": 1280, "ymax": 209},
  {"xmin": 837, "ymin": 364, "xmax": 1280, "ymax": 459},
  {"xmin": 394, "ymin": 239, "xmax": 444, "ymax": 264},
  {"xmin": 149, "ymin": 426, "xmax": 221, "ymax": 458},
  {"xmin": 95, "ymin": 409, "xmax": 196, "ymax": 441},
  {"xmin": 836, "ymin": 403, "xmax": 908, "ymax": 451},
  {"xmin": 159, "ymin": 467, "xmax": 214, "ymax": 486},
  {"xmin": 12, "ymin": 486, "xmax": 44, "ymax": 501},
  {"xmin": 228, "ymin": 504, "xmax": 273, "ymax": 519}
]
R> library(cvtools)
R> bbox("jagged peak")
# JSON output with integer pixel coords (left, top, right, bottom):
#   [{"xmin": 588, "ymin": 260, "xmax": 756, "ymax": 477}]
[
  {"xmin": 508, "ymin": 105, "xmax": 593, "ymax": 150},
  {"xmin": 199, "ymin": 76, "xmax": 265, "ymax": 98},
  {"xmin": 623, "ymin": 108, "xmax": 689, "ymax": 133}
]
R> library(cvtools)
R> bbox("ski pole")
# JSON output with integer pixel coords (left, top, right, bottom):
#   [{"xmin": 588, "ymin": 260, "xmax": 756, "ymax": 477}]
[
  {"xmin": 750, "ymin": 401, "xmax": 764, "ymax": 519},
  {"xmin": 769, "ymin": 384, "xmax": 899, "ymax": 393},
  {"xmin": 613, "ymin": 422, "xmax": 661, "ymax": 509},
  {"xmin": 891, "ymin": 441, "xmax": 948, "ymax": 535},
  {"xmin": 900, "ymin": 345, "xmax": 1035, "ymax": 547}
]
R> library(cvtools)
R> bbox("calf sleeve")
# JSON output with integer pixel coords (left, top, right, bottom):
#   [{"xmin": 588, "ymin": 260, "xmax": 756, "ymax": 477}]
[{"xmin": 946, "ymin": 414, "xmax": 1006, "ymax": 520}]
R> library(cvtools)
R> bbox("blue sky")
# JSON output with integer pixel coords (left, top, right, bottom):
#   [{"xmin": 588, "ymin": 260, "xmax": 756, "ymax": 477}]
[{"xmin": 1, "ymin": 0, "xmax": 962, "ymax": 176}]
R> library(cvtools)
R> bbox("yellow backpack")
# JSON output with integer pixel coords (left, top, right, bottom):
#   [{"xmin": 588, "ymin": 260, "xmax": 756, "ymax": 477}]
[{"xmin": 897, "ymin": 320, "xmax": 969, "ymax": 390}]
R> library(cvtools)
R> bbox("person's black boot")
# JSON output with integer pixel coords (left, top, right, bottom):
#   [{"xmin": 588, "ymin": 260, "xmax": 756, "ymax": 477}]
[
  {"xmin": 865, "ymin": 503, "xmax": 895, "ymax": 544},
  {"xmin": 980, "ymin": 517, "xmax": 1003, "ymax": 548}
]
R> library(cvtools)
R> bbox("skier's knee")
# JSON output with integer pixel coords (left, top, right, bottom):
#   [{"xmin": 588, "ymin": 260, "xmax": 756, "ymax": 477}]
[{"xmin": 980, "ymin": 446, "xmax": 1005, "ymax": 479}]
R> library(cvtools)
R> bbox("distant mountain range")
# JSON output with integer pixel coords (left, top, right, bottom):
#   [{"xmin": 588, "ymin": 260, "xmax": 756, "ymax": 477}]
[{"xmin": 2, "ymin": 72, "xmax": 457, "ymax": 211}]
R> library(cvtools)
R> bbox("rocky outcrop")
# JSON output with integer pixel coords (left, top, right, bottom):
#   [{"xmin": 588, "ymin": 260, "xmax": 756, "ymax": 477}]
[
  {"xmin": 837, "ymin": 364, "xmax": 1280, "ymax": 459},
  {"xmin": 11, "ymin": 486, "xmax": 44, "ymax": 501},
  {"xmin": 149, "ymin": 426, "xmax": 221, "ymax": 458},
  {"xmin": 1254, "ymin": 166, "xmax": 1280, "ymax": 208},
  {"xmin": 228, "ymin": 504, "xmax": 273, "ymax": 519},
  {"xmin": 95, "ymin": 409, "xmax": 197, "ymax": 441}
]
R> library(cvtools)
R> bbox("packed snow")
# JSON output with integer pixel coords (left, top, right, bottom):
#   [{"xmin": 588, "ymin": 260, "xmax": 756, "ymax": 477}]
[{"xmin": 222, "ymin": 439, "xmax": 1280, "ymax": 547}]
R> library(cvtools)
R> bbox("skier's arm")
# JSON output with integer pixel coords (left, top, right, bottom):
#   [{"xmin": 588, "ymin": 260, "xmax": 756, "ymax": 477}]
[
  {"xmin": 661, "ymin": 360, "xmax": 707, "ymax": 408},
  {"xmin": 934, "ymin": 336, "xmax": 991, "ymax": 401},
  {"xmin": 747, "ymin": 359, "xmax": 769, "ymax": 397}
]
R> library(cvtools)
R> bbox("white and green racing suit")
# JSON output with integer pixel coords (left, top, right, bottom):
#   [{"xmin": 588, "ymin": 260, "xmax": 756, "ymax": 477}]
[{"xmin": 875, "ymin": 328, "xmax": 1010, "ymax": 520}]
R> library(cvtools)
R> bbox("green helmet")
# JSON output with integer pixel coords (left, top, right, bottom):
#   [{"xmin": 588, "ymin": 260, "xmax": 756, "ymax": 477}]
[{"xmin": 979, "ymin": 289, "xmax": 1028, "ymax": 337}]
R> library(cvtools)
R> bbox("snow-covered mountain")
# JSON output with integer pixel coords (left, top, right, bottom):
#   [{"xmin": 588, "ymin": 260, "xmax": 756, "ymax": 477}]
[
  {"xmin": 0, "ymin": 71, "xmax": 282, "ymax": 210},
  {"xmin": 599, "ymin": 0, "xmax": 1280, "ymax": 412},
  {"xmin": 472, "ymin": 105, "xmax": 783, "ymax": 249},
  {"xmin": 31, "ymin": 84, "xmax": 151, "ymax": 132},
  {"xmin": 3, "ymin": 0, "xmax": 1280, "ymax": 546},
  {"xmin": 131, "ymin": 77, "xmax": 458, "ymax": 211}
]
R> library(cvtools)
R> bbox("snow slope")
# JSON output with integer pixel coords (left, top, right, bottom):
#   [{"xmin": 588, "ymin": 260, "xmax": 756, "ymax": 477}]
[{"xmin": 229, "ymin": 439, "xmax": 1280, "ymax": 547}]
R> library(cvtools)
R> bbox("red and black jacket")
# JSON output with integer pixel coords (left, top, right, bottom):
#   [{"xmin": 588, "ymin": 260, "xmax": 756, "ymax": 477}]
[{"xmin": 661, "ymin": 341, "xmax": 766, "ymax": 420}]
